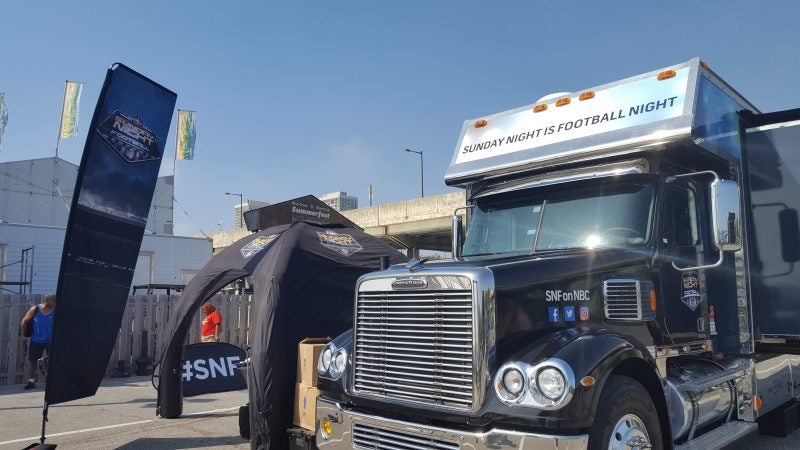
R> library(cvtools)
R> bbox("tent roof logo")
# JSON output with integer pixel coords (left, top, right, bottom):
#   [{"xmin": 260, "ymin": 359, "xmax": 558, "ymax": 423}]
[
  {"xmin": 241, "ymin": 234, "xmax": 280, "ymax": 258},
  {"xmin": 318, "ymin": 230, "xmax": 362, "ymax": 256}
]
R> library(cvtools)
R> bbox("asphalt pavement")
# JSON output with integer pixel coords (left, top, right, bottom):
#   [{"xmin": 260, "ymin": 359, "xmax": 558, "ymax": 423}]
[
  {"xmin": 0, "ymin": 376, "xmax": 249, "ymax": 449},
  {"xmin": 1, "ymin": 376, "xmax": 799, "ymax": 449}
]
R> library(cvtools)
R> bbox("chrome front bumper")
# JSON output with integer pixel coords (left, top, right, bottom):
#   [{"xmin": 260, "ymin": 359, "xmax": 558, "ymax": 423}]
[{"xmin": 315, "ymin": 397, "xmax": 588, "ymax": 450}]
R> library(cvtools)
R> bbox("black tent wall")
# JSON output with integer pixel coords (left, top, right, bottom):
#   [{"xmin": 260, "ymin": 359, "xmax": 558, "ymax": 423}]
[
  {"xmin": 158, "ymin": 223, "xmax": 289, "ymax": 418},
  {"xmin": 156, "ymin": 222, "xmax": 406, "ymax": 449}
]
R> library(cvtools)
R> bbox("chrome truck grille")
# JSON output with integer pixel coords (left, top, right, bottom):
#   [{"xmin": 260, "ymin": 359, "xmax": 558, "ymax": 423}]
[
  {"xmin": 603, "ymin": 279, "xmax": 655, "ymax": 321},
  {"xmin": 353, "ymin": 423, "xmax": 460, "ymax": 450},
  {"xmin": 353, "ymin": 274, "xmax": 490, "ymax": 411}
]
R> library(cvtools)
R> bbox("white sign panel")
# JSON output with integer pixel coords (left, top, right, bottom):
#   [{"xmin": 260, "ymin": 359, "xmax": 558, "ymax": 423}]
[{"xmin": 455, "ymin": 67, "xmax": 690, "ymax": 164}]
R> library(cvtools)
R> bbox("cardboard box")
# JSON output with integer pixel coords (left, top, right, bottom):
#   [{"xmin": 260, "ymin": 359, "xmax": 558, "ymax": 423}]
[
  {"xmin": 296, "ymin": 337, "xmax": 329, "ymax": 386},
  {"xmin": 293, "ymin": 382, "xmax": 320, "ymax": 431}
]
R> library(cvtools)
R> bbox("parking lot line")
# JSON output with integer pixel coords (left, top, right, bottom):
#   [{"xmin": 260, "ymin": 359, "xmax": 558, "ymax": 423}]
[{"xmin": 0, "ymin": 406, "xmax": 240, "ymax": 446}]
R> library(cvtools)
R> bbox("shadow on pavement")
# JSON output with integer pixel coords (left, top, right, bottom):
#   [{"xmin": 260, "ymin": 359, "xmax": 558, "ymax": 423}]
[
  {"xmin": 0, "ymin": 385, "xmax": 47, "ymax": 397},
  {"xmin": 0, "ymin": 396, "xmax": 159, "ymax": 411},
  {"xmin": 0, "ymin": 404, "xmax": 44, "ymax": 412},
  {"xmin": 185, "ymin": 397, "xmax": 218, "ymax": 404},
  {"xmin": 176, "ymin": 410, "xmax": 238, "ymax": 420},
  {"xmin": 0, "ymin": 375, "xmax": 154, "ymax": 396},
  {"xmin": 115, "ymin": 436, "xmax": 247, "ymax": 449},
  {"xmin": 100, "ymin": 375, "xmax": 156, "ymax": 387}
]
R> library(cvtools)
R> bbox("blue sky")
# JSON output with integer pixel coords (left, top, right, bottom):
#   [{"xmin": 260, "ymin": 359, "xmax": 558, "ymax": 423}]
[{"xmin": 1, "ymin": 1, "xmax": 798, "ymax": 235}]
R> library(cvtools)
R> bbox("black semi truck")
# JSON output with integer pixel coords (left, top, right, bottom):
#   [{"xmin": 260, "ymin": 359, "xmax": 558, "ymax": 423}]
[{"xmin": 313, "ymin": 58, "xmax": 800, "ymax": 450}]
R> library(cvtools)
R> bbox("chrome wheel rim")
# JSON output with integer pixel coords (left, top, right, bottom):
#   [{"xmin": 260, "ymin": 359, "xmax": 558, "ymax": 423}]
[{"xmin": 609, "ymin": 413, "xmax": 651, "ymax": 450}]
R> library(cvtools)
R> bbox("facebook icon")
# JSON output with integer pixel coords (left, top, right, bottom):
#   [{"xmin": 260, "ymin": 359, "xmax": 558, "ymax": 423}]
[
  {"xmin": 548, "ymin": 307, "xmax": 560, "ymax": 322},
  {"xmin": 564, "ymin": 306, "xmax": 576, "ymax": 322}
]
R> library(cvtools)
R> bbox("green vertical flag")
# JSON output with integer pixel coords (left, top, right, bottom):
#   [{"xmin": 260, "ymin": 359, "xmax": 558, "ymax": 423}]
[
  {"xmin": 59, "ymin": 81, "xmax": 84, "ymax": 139},
  {"xmin": 0, "ymin": 93, "xmax": 8, "ymax": 146},
  {"xmin": 175, "ymin": 110, "xmax": 196, "ymax": 160}
]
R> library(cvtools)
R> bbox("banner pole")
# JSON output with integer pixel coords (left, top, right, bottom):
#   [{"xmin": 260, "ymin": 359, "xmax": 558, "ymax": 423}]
[{"xmin": 40, "ymin": 400, "xmax": 49, "ymax": 444}]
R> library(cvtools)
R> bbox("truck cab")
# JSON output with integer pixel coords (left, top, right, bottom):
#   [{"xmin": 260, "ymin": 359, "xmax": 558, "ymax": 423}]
[{"xmin": 314, "ymin": 59, "xmax": 800, "ymax": 450}]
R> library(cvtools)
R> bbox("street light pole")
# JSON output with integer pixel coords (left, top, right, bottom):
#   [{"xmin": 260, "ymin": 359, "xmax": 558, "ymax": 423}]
[
  {"xmin": 225, "ymin": 192, "xmax": 244, "ymax": 228},
  {"xmin": 404, "ymin": 148, "xmax": 424, "ymax": 198}
]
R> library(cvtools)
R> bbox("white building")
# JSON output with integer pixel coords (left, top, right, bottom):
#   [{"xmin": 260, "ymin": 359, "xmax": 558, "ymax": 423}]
[
  {"xmin": 0, "ymin": 157, "xmax": 175, "ymax": 234},
  {"xmin": 319, "ymin": 191, "xmax": 358, "ymax": 211},
  {"xmin": 0, "ymin": 223, "xmax": 211, "ymax": 294},
  {"xmin": 0, "ymin": 157, "xmax": 212, "ymax": 294},
  {"xmin": 234, "ymin": 199, "xmax": 269, "ymax": 229}
]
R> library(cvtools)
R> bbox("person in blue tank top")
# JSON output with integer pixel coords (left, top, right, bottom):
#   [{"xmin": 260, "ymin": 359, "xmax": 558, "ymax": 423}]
[{"xmin": 19, "ymin": 293, "xmax": 56, "ymax": 390}]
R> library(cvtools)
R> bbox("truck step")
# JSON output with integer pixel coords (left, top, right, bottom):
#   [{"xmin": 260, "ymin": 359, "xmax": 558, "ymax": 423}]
[
  {"xmin": 675, "ymin": 421, "xmax": 757, "ymax": 450},
  {"xmin": 673, "ymin": 367, "xmax": 746, "ymax": 393}
]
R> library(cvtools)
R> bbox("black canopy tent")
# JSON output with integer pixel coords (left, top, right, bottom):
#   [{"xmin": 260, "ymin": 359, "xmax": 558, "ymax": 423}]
[{"xmin": 157, "ymin": 221, "xmax": 406, "ymax": 448}]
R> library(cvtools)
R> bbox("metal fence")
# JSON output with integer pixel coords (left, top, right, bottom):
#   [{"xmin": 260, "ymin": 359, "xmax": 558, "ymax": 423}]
[{"xmin": 0, "ymin": 293, "xmax": 252, "ymax": 386}]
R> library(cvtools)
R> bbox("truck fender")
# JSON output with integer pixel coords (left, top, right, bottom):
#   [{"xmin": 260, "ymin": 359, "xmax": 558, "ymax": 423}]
[{"xmin": 505, "ymin": 328, "xmax": 670, "ymax": 440}]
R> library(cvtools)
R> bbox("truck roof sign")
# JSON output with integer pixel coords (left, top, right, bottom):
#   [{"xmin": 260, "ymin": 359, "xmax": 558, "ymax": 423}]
[
  {"xmin": 444, "ymin": 58, "xmax": 757, "ymax": 187},
  {"xmin": 455, "ymin": 68, "xmax": 690, "ymax": 165}
]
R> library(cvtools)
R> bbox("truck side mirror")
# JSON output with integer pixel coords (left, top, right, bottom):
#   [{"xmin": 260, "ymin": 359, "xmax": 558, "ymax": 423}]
[
  {"xmin": 451, "ymin": 205, "xmax": 474, "ymax": 260},
  {"xmin": 711, "ymin": 179, "xmax": 742, "ymax": 252},
  {"xmin": 452, "ymin": 214, "xmax": 464, "ymax": 260},
  {"xmin": 779, "ymin": 209, "xmax": 800, "ymax": 262},
  {"xmin": 669, "ymin": 171, "xmax": 738, "ymax": 272}
]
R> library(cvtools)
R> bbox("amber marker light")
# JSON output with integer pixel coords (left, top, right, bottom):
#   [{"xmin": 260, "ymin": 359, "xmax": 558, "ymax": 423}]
[
  {"xmin": 321, "ymin": 418, "xmax": 333, "ymax": 439},
  {"xmin": 579, "ymin": 91, "xmax": 595, "ymax": 101},
  {"xmin": 657, "ymin": 69, "xmax": 676, "ymax": 81},
  {"xmin": 650, "ymin": 290, "xmax": 657, "ymax": 312},
  {"xmin": 580, "ymin": 376, "xmax": 596, "ymax": 387},
  {"xmin": 754, "ymin": 395, "xmax": 763, "ymax": 412},
  {"xmin": 702, "ymin": 342, "xmax": 712, "ymax": 351},
  {"xmin": 555, "ymin": 98, "xmax": 571, "ymax": 107},
  {"xmin": 474, "ymin": 119, "xmax": 488, "ymax": 128},
  {"xmin": 533, "ymin": 104, "xmax": 548, "ymax": 113},
  {"xmin": 683, "ymin": 345, "xmax": 692, "ymax": 353}
]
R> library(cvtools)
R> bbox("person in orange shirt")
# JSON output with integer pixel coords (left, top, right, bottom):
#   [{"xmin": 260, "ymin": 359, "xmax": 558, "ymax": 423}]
[{"xmin": 200, "ymin": 300, "xmax": 222, "ymax": 342}]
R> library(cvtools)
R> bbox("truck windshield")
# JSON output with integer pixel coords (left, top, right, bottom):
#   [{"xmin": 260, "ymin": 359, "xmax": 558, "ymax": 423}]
[{"xmin": 462, "ymin": 178, "xmax": 655, "ymax": 257}]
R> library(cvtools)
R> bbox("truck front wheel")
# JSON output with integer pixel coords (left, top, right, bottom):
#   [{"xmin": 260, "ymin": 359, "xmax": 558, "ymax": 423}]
[{"xmin": 589, "ymin": 375, "xmax": 663, "ymax": 450}]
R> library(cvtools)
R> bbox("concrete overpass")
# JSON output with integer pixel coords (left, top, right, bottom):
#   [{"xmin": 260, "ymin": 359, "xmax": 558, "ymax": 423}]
[
  {"xmin": 341, "ymin": 191, "xmax": 466, "ymax": 255},
  {"xmin": 207, "ymin": 191, "xmax": 467, "ymax": 255}
]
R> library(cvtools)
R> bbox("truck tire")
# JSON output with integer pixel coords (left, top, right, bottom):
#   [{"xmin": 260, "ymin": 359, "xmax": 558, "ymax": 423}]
[
  {"xmin": 589, "ymin": 375, "xmax": 663, "ymax": 450},
  {"xmin": 239, "ymin": 403, "xmax": 250, "ymax": 440}
]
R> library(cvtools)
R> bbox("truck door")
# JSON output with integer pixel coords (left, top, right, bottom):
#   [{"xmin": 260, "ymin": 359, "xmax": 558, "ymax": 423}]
[
  {"xmin": 740, "ymin": 109, "xmax": 800, "ymax": 343},
  {"xmin": 658, "ymin": 179, "xmax": 711, "ymax": 345}
]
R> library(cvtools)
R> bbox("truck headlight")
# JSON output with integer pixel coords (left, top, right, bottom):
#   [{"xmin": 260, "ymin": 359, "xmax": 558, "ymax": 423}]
[
  {"xmin": 503, "ymin": 368, "xmax": 525, "ymax": 396},
  {"xmin": 495, "ymin": 359, "xmax": 575, "ymax": 409},
  {"xmin": 536, "ymin": 367, "xmax": 566, "ymax": 400},
  {"xmin": 329, "ymin": 348, "xmax": 347, "ymax": 379},
  {"xmin": 318, "ymin": 344, "xmax": 334, "ymax": 376},
  {"xmin": 495, "ymin": 364, "xmax": 526, "ymax": 402}
]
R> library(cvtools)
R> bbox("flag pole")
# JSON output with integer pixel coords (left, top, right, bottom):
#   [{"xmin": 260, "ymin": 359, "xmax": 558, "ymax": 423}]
[
  {"xmin": 51, "ymin": 81, "xmax": 70, "ymax": 225},
  {"xmin": 55, "ymin": 81, "xmax": 69, "ymax": 159},
  {"xmin": 0, "ymin": 92, "xmax": 8, "ymax": 152},
  {"xmin": 173, "ymin": 109, "xmax": 181, "ymax": 176}
]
